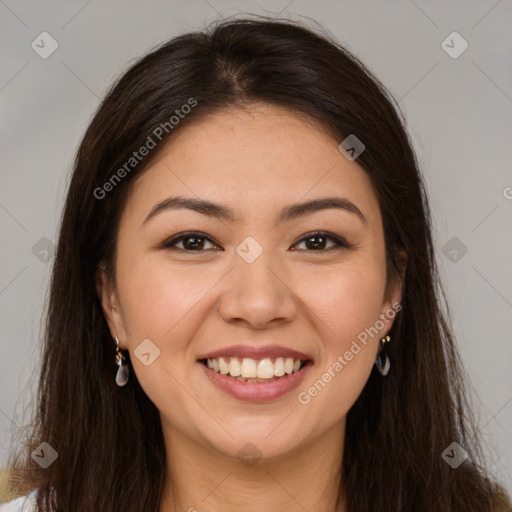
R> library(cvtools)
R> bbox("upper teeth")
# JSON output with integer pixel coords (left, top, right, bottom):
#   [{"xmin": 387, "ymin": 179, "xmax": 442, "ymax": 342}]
[{"xmin": 206, "ymin": 357, "xmax": 303, "ymax": 378}]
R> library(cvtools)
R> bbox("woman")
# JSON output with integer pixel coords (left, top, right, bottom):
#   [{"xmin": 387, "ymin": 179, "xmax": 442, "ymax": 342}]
[{"xmin": 1, "ymin": 16, "xmax": 510, "ymax": 512}]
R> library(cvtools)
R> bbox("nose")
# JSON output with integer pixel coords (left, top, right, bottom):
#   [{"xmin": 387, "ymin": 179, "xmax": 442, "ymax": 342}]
[{"xmin": 218, "ymin": 250, "xmax": 297, "ymax": 329}]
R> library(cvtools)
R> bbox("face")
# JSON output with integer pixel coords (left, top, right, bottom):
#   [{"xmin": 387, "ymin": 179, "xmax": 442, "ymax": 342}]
[{"xmin": 98, "ymin": 103, "xmax": 402, "ymax": 460}]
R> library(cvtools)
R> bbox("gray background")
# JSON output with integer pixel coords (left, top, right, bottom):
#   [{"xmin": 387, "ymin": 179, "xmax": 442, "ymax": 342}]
[{"xmin": 1, "ymin": 0, "xmax": 511, "ymax": 493}]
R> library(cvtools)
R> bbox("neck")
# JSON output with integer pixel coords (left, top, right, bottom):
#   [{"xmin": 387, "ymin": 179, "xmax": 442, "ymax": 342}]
[{"xmin": 158, "ymin": 419, "xmax": 347, "ymax": 512}]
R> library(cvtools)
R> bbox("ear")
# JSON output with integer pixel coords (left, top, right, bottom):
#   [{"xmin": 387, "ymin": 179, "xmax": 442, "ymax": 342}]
[
  {"xmin": 382, "ymin": 250, "xmax": 407, "ymax": 326},
  {"xmin": 95, "ymin": 265, "xmax": 129, "ymax": 349}
]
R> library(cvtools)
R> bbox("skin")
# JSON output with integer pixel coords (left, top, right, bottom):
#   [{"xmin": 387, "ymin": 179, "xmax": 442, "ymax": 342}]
[{"xmin": 97, "ymin": 104, "xmax": 404, "ymax": 512}]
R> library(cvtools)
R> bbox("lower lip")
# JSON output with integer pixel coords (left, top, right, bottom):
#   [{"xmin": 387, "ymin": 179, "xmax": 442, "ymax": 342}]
[{"xmin": 198, "ymin": 360, "xmax": 313, "ymax": 402}]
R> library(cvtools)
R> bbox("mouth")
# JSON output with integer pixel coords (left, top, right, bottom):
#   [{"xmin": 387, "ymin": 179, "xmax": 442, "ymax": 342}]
[
  {"xmin": 198, "ymin": 356, "xmax": 313, "ymax": 402},
  {"xmin": 199, "ymin": 356, "xmax": 310, "ymax": 383},
  {"xmin": 196, "ymin": 344, "xmax": 314, "ymax": 401}
]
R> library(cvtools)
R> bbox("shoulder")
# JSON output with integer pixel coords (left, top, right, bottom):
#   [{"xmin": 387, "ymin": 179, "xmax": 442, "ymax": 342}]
[{"xmin": 0, "ymin": 490, "xmax": 38, "ymax": 512}]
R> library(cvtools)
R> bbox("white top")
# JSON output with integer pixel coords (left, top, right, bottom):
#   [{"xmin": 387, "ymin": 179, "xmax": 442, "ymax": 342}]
[{"xmin": 0, "ymin": 491, "xmax": 38, "ymax": 512}]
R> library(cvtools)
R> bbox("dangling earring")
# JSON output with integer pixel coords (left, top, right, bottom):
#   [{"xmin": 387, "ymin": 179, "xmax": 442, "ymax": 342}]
[
  {"xmin": 115, "ymin": 337, "xmax": 129, "ymax": 386},
  {"xmin": 375, "ymin": 335, "xmax": 391, "ymax": 376}
]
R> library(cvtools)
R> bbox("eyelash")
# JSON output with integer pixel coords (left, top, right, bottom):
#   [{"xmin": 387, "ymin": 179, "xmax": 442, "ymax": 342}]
[{"xmin": 161, "ymin": 231, "xmax": 352, "ymax": 253}]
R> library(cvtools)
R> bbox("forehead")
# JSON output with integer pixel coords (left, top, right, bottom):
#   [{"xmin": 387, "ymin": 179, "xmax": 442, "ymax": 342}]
[{"xmin": 123, "ymin": 104, "xmax": 380, "ymax": 225}]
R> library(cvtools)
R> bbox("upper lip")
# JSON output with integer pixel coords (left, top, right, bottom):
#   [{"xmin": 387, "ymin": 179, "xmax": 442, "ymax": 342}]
[{"xmin": 198, "ymin": 344, "xmax": 313, "ymax": 361}]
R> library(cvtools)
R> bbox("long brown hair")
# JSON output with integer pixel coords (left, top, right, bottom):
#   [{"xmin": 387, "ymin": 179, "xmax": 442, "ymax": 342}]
[{"xmin": 5, "ymin": 16, "xmax": 510, "ymax": 512}]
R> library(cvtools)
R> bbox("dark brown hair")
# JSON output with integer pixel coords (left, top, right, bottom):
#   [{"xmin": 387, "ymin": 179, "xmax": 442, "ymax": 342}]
[{"xmin": 5, "ymin": 16, "xmax": 510, "ymax": 512}]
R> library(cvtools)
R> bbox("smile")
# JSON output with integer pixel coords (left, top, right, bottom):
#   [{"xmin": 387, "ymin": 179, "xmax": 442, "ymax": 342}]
[
  {"xmin": 198, "ymin": 357, "xmax": 313, "ymax": 402},
  {"xmin": 201, "ymin": 356, "xmax": 307, "ymax": 382}
]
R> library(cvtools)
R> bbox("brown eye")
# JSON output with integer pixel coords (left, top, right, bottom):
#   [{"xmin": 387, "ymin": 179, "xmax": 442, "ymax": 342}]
[
  {"xmin": 292, "ymin": 232, "xmax": 349, "ymax": 251},
  {"xmin": 163, "ymin": 232, "xmax": 220, "ymax": 251}
]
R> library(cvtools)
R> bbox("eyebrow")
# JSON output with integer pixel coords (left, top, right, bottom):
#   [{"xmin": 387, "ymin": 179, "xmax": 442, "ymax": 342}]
[{"xmin": 141, "ymin": 195, "xmax": 366, "ymax": 227}]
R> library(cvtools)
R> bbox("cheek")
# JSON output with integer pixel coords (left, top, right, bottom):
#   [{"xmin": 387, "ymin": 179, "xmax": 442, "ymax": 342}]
[
  {"xmin": 302, "ymin": 261, "xmax": 387, "ymax": 352},
  {"xmin": 293, "ymin": 258, "xmax": 386, "ymax": 415},
  {"xmin": 114, "ymin": 254, "xmax": 210, "ymax": 414},
  {"xmin": 115, "ymin": 252, "xmax": 215, "ymax": 344}
]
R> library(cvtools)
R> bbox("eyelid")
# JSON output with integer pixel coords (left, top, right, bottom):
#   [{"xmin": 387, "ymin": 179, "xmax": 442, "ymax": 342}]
[
  {"xmin": 291, "ymin": 231, "xmax": 351, "ymax": 251},
  {"xmin": 161, "ymin": 230, "xmax": 351, "ymax": 252},
  {"xmin": 161, "ymin": 231, "xmax": 222, "ymax": 251}
]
